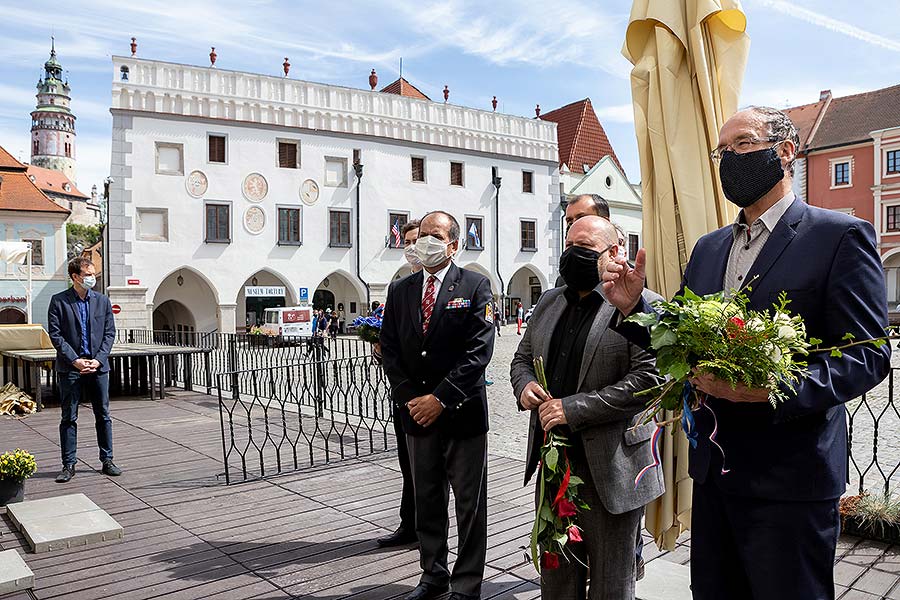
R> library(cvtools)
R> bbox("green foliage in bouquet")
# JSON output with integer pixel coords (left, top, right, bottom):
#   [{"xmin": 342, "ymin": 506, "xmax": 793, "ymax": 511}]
[
  {"xmin": 0, "ymin": 449, "xmax": 37, "ymax": 481},
  {"xmin": 355, "ymin": 324, "xmax": 381, "ymax": 344},
  {"xmin": 626, "ymin": 287, "xmax": 815, "ymax": 423}
]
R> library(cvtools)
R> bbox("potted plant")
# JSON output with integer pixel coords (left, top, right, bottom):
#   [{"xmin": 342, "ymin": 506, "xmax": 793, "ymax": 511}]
[
  {"xmin": 0, "ymin": 448, "xmax": 37, "ymax": 506},
  {"xmin": 840, "ymin": 492, "xmax": 900, "ymax": 544}
]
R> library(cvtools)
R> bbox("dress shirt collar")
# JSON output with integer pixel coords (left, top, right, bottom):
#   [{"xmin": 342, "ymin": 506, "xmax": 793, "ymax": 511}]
[
  {"xmin": 423, "ymin": 261, "xmax": 453, "ymax": 289},
  {"xmin": 732, "ymin": 191, "xmax": 795, "ymax": 240}
]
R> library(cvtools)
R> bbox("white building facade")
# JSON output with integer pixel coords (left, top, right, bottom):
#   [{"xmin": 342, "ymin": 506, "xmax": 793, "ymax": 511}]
[{"xmin": 107, "ymin": 57, "xmax": 561, "ymax": 333}]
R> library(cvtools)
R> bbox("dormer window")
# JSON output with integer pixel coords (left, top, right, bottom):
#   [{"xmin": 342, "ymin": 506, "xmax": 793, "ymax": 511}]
[
  {"xmin": 63, "ymin": 183, "xmax": 71, "ymax": 192},
  {"xmin": 120, "ymin": 66, "xmax": 130, "ymax": 81},
  {"xmin": 29, "ymin": 175, "xmax": 36, "ymax": 182}
]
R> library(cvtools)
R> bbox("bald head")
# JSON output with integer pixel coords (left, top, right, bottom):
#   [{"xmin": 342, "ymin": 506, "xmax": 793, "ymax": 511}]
[{"xmin": 566, "ymin": 215, "xmax": 618, "ymax": 253}]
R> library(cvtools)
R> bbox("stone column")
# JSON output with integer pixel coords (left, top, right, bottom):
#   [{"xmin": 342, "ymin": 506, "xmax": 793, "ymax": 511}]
[{"xmin": 217, "ymin": 303, "xmax": 237, "ymax": 334}]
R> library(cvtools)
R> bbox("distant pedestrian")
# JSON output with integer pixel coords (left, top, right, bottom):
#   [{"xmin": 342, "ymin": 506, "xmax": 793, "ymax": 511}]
[{"xmin": 516, "ymin": 302, "xmax": 524, "ymax": 335}]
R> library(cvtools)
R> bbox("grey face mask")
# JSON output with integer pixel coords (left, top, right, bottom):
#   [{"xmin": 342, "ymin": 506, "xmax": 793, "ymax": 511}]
[{"xmin": 80, "ymin": 275, "xmax": 96, "ymax": 290}]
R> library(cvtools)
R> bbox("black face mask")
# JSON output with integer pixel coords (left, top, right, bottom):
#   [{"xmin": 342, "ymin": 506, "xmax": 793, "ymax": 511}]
[
  {"xmin": 718, "ymin": 145, "xmax": 786, "ymax": 208},
  {"xmin": 559, "ymin": 245, "xmax": 607, "ymax": 291}
]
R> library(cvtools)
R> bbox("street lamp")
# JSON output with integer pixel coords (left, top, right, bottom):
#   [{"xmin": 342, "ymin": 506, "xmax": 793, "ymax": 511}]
[{"xmin": 353, "ymin": 158, "xmax": 370, "ymax": 307}]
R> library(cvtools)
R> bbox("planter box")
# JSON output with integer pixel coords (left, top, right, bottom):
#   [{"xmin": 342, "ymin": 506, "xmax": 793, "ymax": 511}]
[{"xmin": 842, "ymin": 514, "xmax": 900, "ymax": 544}]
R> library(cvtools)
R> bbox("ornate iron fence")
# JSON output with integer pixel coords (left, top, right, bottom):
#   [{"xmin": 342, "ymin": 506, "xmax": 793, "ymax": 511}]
[
  {"xmin": 116, "ymin": 329, "xmax": 369, "ymax": 393},
  {"xmin": 847, "ymin": 367, "xmax": 900, "ymax": 497},
  {"xmin": 216, "ymin": 355, "xmax": 393, "ymax": 484}
]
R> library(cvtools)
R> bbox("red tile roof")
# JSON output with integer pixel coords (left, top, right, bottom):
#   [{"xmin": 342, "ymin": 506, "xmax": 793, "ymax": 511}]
[
  {"xmin": 784, "ymin": 99, "xmax": 828, "ymax": 151},
  {"xmin": 807, "ymin": 84, "xmax": 900, "ymax": 150},
  {"xmin": 539, "ymin": 98, "xmax": 624, "ymax": 176},
  {"xmin": 26, "ymin": 165, "xmax": 89, "ymax": 199},
  {"xmin": 380, "ymin": 77, "xmax": 431, "ymax": 101},
  {"xmin": 0, "ymin": 145, "xmax": 70, "ymax": 214}
]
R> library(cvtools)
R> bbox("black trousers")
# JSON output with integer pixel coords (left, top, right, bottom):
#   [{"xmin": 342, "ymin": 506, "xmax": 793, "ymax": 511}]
[
  {"xmin": 407, "ymin": 431, "xmax": 488, "ymax": 597},
  {"xmin": 392, "ymin": 407, "xmax": 415, "ymax": 529},
  {"xmin": 690, "ymin": 478, "xmax": 840, "ymax": 600}
]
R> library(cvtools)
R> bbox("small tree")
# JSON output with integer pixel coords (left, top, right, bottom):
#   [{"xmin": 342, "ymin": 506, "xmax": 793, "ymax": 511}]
[{"xmin": 66, "ymin": 223, "xmax": 102, "ymax": 259}]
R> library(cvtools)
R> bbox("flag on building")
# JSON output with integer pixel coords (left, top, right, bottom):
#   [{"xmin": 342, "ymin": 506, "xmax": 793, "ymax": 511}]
[
  {"xmin": 391, "ymin": 218, "xmax": 402, "ymax": 247},
  {"xmin": 468, "ymin": 222, "xmax": 481, "ymax": 248}
]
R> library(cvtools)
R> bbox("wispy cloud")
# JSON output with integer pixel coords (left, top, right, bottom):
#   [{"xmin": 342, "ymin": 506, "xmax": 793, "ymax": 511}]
[
  {"xmin": 755, "ymin": 0, "xmax": 900, "ymax": 52},
  {"xmin": 594, "ymin": 103, "xmax": 635, "ymax": 123}
]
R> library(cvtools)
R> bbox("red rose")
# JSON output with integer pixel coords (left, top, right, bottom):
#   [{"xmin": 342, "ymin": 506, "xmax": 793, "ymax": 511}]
[
  {"xmin": 541, "ymin": 551, "xmax": 560, "ymax": 569},
  {"xmin": 567, "ymin": 525, "xmax": 583, "ymax": 543},
  {"xmin": 729, "ymin": 316, "xmax": 745, "ymax": 329},
  {"xmin": 555, "ymin": 497, "xmax": 577, "ymax": 518}
]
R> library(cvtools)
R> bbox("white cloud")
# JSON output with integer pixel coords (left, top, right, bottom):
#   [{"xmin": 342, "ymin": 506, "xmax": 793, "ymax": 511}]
[
  {"xmin": 742, "ymin": 83, "xmax": 868, "ymax": 109},
  {"xmin": 755, "ymin": 0, "xmax": 900, "ymax": 52},
  {"xmin": 594, "ymin": 103, "xmax": 635, "ymax": 123}
]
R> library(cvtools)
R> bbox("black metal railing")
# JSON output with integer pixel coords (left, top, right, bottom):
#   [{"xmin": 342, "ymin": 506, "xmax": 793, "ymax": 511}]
[
  {"xmin": 216, "ymin": 355, "xmax": 393, "ymax": 484},
  {"xmin": 116, "ymin": 329, "xmax": 370, "ymax": 393},
  {"xmin": 847, "ymin": 367, "xmax": 900, "ymax": 497}
]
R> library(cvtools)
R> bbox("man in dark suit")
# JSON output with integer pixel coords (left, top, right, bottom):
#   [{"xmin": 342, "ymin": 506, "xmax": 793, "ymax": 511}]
[
  {"xmin": 380, "ymin": 210, "xmax": 495, "ymax": 600},
  {"xmin": 511, "ymin": 216, "xmax": 664, "ymax": 599},
  {"xmin": 602, "ymin": 107, "xmax": 891, "ymax": 599},
  {"xmin": 48, "ymin": 257, "xmax": 121, "ymax": 483},
  {"xmin": 376, "ymin": 218, "xmax": 422, "ymax": 548}
]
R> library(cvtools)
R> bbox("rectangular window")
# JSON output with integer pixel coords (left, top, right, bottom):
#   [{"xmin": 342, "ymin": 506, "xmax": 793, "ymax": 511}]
[
  {"xmin": 628, "ymin": 234, "xmax": 639, "ymax": 261},
  {"xmin": 208, "ymin": 134, "xmax": 226, "ymax": 163},
  {"xmin": 350, "ymin": 301, "xmax": 357, "ymax": 314},
  {"xmin": 834, "ymin": 161, "xmax": 850, "ymax": 186},
  {"xmin": 22, "ymin": 239, "xmax": 43, "ymax": 266},
  {"xmin": 329, "ymin": 210, "xmax": 351, "ymax": 247},
  {"xmin": 388, "ymin": 212, "xmax": 409, "ymax": 248},
  {"xmin": 522, "ymin": 171, "xmax": 534, "ymax": 194},
  {"xmin": 450, "ymin": 162, "xmax": 464, "ymax": 186},
  {"xmin": 521, "ymin": 220, "xmax": 536, "ymax": 251},
  {"xmin": 137, "ymin": 208, "xmax": 169, "ymax": 242},
  {"xmin": 412, "ymin": 157, "xmax": 426, "ymax": 182},
  {"xmin": 325, "ymin": 157, "xmax": 348, "ymax": 187},
  {"xmin": 277, "ymin": 207, "xmax": 302, "ymax": 245},
  {"xmin": 888, "ymin": 206, "xmax": 900, "ymax": 232},
  {"xmin": 278, "ymin": 140, "xmax": 299, "ymax": 169},
  {"xmin": 465, "ymin": 217, "xmax": 484, "ymax": 250},
  {"xmin": 33, "ymin": 140, "xmax": 38, "ymax": 155},
  {"xmin": 888, "ymin": 150, "xmax": 900, "ymax": 175},
  {"xmin": 155, "ymin": 142, "xmax": 184, "ymax": 175},
  {"xmin": 205, "ymin": 203, "xmax": 230, "ymax": 243}
]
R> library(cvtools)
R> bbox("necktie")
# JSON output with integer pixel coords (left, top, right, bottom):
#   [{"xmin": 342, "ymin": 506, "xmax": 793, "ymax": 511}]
[{"xmin": 422, "ymin": 275, "xmax": 437, "ymax": 334}]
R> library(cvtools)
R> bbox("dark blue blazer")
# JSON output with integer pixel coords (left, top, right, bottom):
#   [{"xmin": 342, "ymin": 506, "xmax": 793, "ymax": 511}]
[
  {"xmin": 380, "ymin": 263, "xmax": 496, "ymax": 439},
  {"xmin": 618, "ymin": 199, "xmax": 891, "ymax": 501},
  {"xmin": 47, "ymin": 288, "xmax": 116, "ymax": 374}
]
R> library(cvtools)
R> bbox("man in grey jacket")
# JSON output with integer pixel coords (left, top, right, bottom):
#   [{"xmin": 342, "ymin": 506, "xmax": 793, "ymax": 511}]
[{"xmin": 511, "ymin": 216, "xmax": 664, "ymax": 599}]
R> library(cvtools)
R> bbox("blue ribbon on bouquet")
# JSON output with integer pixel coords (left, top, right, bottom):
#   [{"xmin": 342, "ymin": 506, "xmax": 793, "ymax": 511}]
[{"xmin": 681, "ymin": 381, "xmax": 699, "ymax": 449}]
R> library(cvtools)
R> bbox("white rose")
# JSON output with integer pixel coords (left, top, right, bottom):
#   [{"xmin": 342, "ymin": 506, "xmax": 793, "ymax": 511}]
[
  {"xmin": 766, "ymin": 343, "xmax": 783, "ymax": 364},
  {"xmin": 777, "ymin": 325, "xmax": 796, "ymax": 341},
  {"xmin": 747, "ymin": 317, "xmax": 765, "ymax": 332}
]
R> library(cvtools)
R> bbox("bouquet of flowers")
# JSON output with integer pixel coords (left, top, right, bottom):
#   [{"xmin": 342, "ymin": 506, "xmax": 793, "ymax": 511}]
[
  {"xmin": 351, "ymin": 304, "xmax": 384, "ymax": 344},
  {"xmin": 528, "ymin": 357, "xmax": 589, "ymax": 574},
  {"xmin": 0, "ymin": 448, "xmax": 37, "ymax": 482}
]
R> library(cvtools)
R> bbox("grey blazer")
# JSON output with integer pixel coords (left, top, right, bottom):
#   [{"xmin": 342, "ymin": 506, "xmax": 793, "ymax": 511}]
[{"xmin": 510, "ymin": 285, "xmax": 665, "ymax": 515}]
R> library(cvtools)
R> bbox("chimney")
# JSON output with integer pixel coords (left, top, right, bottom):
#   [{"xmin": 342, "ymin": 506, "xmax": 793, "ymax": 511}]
[
  {"xmin": 535, "ymin": 104, "xmax": 541, "ymax": 118},
  {"xmin": 130, "ymin": 37, "xmax": 137, "ymax": 56},
  {"xmin": 819, "ymin": 89, "xmax": 832, "ymax": 101},
  {"xmin": 210, "ymin": 47, "xmax": 217, "ymax": 67}
]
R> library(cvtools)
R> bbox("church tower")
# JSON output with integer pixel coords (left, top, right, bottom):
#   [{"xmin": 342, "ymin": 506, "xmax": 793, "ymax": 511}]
[{"xmin": 31, "ymin": 39, "xmax": 77, "ymax": 183}]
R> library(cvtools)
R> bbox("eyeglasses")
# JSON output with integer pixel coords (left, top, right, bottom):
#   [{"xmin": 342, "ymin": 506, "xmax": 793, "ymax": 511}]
[{"xmin": 710, "ymin": 137, "xmax": 782, "ymax": 162}]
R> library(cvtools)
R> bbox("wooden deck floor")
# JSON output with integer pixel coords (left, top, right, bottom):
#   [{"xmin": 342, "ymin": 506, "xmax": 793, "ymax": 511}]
[{"xmin": 2, "ymin": 390, "xmax": 900, "ymax": 599}]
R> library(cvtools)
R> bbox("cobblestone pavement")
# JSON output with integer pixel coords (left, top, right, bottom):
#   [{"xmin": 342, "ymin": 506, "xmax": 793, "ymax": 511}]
[{"xmin": 486, "ymin": 326, "xmax": 900, "ymax": 497}]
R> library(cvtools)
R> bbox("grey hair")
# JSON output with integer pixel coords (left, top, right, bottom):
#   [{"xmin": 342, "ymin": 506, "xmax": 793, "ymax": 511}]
[
  {"xmin": 611, "ymin": 221, "xmax": 626, "ymax": 245},
  {"xmin": 746, "ymin": 106, "xmax": 800, "ymax": 176}
]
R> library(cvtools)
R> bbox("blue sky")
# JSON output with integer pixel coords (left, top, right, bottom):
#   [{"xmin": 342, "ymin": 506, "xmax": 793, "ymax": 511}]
[{"xmin": 0, "ymin": 0, "xmax": 898, "ymax": 194}]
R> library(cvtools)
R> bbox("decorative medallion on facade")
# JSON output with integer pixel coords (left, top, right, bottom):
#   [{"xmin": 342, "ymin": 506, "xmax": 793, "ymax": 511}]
[
  {"xmin": 186, "ymin": 170, "xmax": 208, "ymax": 197},
  {"xmin": 242, "ymin": 173, "xmax": 268, "ymax": 202},
  {"xmin": 300, "ymin": 179, "xmax": 320, "ymax": 206},
  {"xmin": 244, "ymin": 206, "xmax": 266, "ymax": 234}
]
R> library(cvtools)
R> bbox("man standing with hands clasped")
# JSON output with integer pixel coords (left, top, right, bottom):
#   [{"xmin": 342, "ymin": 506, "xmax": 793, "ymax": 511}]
[
  {"xmin": 48, "ymin": 257, "xmax": 121, "ymax": 483},
  {"xmin": 602, "ymin": 107, "xmax": 891, "ymax": 599},
  {"xmin": 380, "ymin": 210, "xmax": 495, "ymax": 600}
]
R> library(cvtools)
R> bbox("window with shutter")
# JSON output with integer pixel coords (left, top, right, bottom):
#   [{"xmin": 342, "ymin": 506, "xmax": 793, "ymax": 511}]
[
  {"xmin": 208, "ymin": 135, "xmax": 226, "ymax": 163},
  {"xmin": 412, "ymin": 157, "xmax": 425, "ymax": 182},
  {"xmin": 522, "ymin": 171, "xmax": 534, "ymax": 193},
  {"xmin": 278, "ymin": 141, "xmax": 299, "ymax": 168},
  {"xmin": 278, "ymin": 207, "xmax": 302, "ymax": 245},
  {"xmin": 450, "ymin": 162, "xmax": 464, "ymax": 186}
]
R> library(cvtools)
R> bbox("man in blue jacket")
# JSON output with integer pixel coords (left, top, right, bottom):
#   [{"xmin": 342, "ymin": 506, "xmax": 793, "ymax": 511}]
[
  {"xmin": 602, "ymin": 107, "xmax": 891, "ymax": 599},
  {"xmin": 48, "ymin": 257, "xmax": 121, "ymax": 483}
]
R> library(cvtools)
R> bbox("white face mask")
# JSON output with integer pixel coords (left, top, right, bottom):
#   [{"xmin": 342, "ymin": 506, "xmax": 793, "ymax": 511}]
[
  {"xmin": 414, "ymin": 235, "xmax": 453, "ymax": 269},
  {"xmin": 404, "ymin": 245, "xmax": 423, "ymax": 268},
  {"xmin": 617, "ymin": 245, "xmax": 627, "ymax": 260},
  {"xmin": 81, "ymin": 275, "xmax": 97, "ymax": 290}
]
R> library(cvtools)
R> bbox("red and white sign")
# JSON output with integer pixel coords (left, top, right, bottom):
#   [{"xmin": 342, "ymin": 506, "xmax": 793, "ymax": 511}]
[
  {"xmin": 112, "ymin": 304, "xmax": 122, "ymax": 315},
  {"xmin": 0, "ymin": 296, "xmax": 26, "ymax": 303},
  {"xmin": 283, "ymin": 310, "xmax": 310, "ymax": 323},
  {"xmin": 127, "ymin": 279, "xmax": 140, "ymax": 286}
]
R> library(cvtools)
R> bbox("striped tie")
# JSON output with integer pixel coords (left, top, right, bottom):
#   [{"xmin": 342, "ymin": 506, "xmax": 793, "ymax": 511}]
[{"xmin": 422, "ymin": 275, "xmax": 437, "ymax": 334}]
